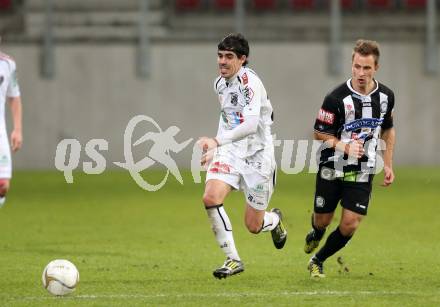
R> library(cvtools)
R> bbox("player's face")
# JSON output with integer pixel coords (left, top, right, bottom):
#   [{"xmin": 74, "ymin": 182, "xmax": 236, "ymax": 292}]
[
  {"xmin": 351, "ymin": 53, "xmax": 378, "ymax": 94},
  {"xmin": 217, "ymin": 50, "xmax": 246, "ymax": 79}
]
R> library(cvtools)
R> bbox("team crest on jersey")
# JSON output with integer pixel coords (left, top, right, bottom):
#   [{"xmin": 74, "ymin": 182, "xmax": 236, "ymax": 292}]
[
  {"xmin": 380, "ymin": 101, "xmax": 388, "ymax": 113},
  {"xmin": 243, "ymin": 86, "xmax": 254, "ymax": 104},
  {"xmin": 230, "ymin": 93, "xmax": 238, "ymax": 106}
]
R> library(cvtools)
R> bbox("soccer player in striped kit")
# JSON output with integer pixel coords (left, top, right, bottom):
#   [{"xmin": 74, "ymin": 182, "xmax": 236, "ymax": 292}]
[{"xmin": 304, "ymin": 39, "xmax": 396, "ymax": 278}]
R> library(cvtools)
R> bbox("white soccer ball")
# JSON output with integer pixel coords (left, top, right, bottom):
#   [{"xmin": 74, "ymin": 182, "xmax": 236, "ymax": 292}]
[{"xmin": 42, "ymin": 259, "xmax": 79, "ymax": 296}]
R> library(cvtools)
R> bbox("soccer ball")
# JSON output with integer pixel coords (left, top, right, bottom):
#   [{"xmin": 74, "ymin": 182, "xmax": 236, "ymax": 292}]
[{"xmin": 42, "ymin": 259, "xmax": 79, "ymax": 296}]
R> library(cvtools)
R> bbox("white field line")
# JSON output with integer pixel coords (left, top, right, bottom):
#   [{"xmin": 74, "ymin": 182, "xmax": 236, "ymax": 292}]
[{"xmin": 12, "ymin": 291, "xmax": 428, "ymax": 301}]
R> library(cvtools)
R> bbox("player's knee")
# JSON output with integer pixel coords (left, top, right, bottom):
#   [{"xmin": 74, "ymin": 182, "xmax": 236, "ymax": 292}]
[
  {"xmin": 0, "ymin": 179, "xmax": 9, "ymax": 197},
  {"xmin": 202, "ymin": 193, "xmax": 221, "ymax": 207},
  {"xmin": 339, "ymin": 220, "xmax": 359, "ymax": 236},
  {"xmin": 314, "ymin": 214, "xmax": 332, "ymax": 229}
]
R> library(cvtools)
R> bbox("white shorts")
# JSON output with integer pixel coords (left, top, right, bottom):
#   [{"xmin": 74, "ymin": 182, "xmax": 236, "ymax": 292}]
[
  {"xmin": 0, "ymin": 131, "xmax": 11, "ymax": 179},
  {"xmin": 206, "ymin": 146, "xmax": 276, "ymax": 211}
]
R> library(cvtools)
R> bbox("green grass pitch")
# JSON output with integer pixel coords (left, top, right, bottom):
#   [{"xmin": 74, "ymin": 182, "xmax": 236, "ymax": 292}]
[{"xmin": 0, "ymin": 168, "xmax": 439, "ymax": 306}]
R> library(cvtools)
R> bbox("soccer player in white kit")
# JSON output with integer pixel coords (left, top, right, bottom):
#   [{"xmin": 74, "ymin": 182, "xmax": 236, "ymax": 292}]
[
  {"xmin": 198, "ymin": 33, "xmax": 287, "ymax": 279},
  {"xmin": 0, "ymin": 48, "xmax": 23, "ymax": 207}
]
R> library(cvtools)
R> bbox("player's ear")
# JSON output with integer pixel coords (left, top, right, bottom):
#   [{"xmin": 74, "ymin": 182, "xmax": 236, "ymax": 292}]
[{"xmin": 239, "ymin": 55, "xmax": 246, "ymax": 65}]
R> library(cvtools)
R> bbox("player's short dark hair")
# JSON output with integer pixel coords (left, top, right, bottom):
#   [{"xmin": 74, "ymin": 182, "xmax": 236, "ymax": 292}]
[
  {"xmin": 352, "ymin": 39, "xmax": 380, "ymax": 65},
  {"xmin": 218, "ymin": 33, "xmax": 249, "ymax": 66}
]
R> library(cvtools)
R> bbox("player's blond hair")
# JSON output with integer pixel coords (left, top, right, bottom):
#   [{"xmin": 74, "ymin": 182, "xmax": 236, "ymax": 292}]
[{"xmin": 352, "ymin": 39, "xmax": 380, "ymax": 65}]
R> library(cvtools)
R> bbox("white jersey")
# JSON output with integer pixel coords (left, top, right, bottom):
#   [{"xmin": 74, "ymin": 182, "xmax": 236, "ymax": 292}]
[
  {"xmin": 0, "ymin": 52, "xmax": 20, "ymax": 131},
  {"xmin": 214, "ymin": 66, "xmax": 274, "ymax": 158},
  {"xmin": 0, "ymin": 52, "xmax": 20, "ymax": 179}
]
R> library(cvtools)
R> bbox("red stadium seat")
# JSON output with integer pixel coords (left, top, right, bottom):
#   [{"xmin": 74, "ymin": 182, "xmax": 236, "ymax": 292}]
[
  {"xmin": 404, "ymin": 0, "xmax": 426, "ymax": 9},
  {"xmin": 324, "ymin": 0, "xmax": 357, "ymax": 10},
  {"xmin": 175, "ymin": 0, "xmax": 202, "ymax": 11},
  {"xmin": 0, "ymin": 0, "xmax": 12, "ymax": 10},
  {"xmin": 340, "ymin": 0, "xmax": 356, "ymax": 9},
  {"xmin": 214, "ymin": 0, "xmax": 235, "ymax": 10},
  {"xmin": 252, "ymin": 0, "xmax": 277, "ymax": 10},
  {"xmin": 289, "ymin": 0, "xmax": 316, "ymax": 10},
  {"xmin": 366, "ymin": 0, "xmax": 394, "ymax": 9}
]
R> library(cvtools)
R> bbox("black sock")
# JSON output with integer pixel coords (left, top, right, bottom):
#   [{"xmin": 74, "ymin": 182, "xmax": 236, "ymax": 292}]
[
  {"xmin": 311, "ymin": 214, "xmax": 326, "ymax": 241},
  {"xmin": 315, "ymin": 227, "xmax": 352, "ymax": 263}
]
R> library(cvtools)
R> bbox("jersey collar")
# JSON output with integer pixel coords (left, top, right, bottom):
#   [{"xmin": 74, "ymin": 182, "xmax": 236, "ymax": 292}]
[
  {"xmin": 346, "ymin": 78, "xmax": 379, "ymax": 98},
  {"xmin": 225, "ymin": 67, "xmax": 245, "ymax": 86}
]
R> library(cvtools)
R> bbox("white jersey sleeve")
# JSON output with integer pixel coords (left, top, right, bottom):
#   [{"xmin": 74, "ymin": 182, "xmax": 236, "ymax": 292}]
[
  {"xmin": 6, "ymin": 60, "xmax": 20, "ymax": 98},
  {"xmin": 216, "ymin": 115, "xmax": 258, "ymax": 145}
]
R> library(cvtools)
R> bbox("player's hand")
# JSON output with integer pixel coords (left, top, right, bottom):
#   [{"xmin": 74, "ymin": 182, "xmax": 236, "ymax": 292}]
[
  {"xmin": 346, "ymin": 140, "xmax": 364, "ymax": 159},
  {"xmin": 10, "ymin": 129, "xmax": 22, "ymax": 152},
  {"xmin": 381, "ymin": 165, "xmax": 394, "ymax": 187},
  {"xmin": 197, "ymin": 137, "xmax": 218, "ymax": 166}
]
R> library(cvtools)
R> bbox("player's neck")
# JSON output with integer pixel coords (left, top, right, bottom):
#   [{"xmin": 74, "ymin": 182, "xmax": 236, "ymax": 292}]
[
  {"xmin": 224, "ymin": 67, "xmax": 243, "ymax": 82},
  {"xmin": 352, "ymin": 80, "xmax": 376, "ymax": 96}
]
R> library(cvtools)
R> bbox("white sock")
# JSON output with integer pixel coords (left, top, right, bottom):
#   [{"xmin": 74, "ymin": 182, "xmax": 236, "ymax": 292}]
[
  {"xmin": 206, "ymin": 205, "xmax": 240, "ymax": 261},
  {"xmin": 0, "ymin": 197, "xmax": 5, "ymax": 208},
  {"xmin": 261, "ymin": 211, "xmax": 280, "ymax": 232}
]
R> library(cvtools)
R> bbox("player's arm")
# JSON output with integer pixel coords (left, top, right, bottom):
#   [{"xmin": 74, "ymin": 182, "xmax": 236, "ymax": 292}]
[
  {"xmin": 314, "ymin": 131, "xmax": 364, "ymax": 159},
  {"xmin": 7, "ymin": 61, "xmax": 22, "ymax": 152},
  {"xmin": 380, "ymin": 127, "xmax": 395, "ymax": 187},
  {"xmin": 8, "ymin": 96, "xmax": 22, "ymax": 152},
  {"xmin": 379, "ymin": 92, "xmax": 395, "ymax": 187},
  {"xmin": 198, "ymin": 115, "xmax": 258, "ymax": 166},
  {"xmin": 198, "ymin": 115, "xmax": 258, "ymax": 151}
]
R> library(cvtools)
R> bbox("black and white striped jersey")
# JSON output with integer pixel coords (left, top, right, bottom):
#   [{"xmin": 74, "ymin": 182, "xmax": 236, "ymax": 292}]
[{"xmin": 314, "ymin": 79, "xmax": 395, "ymax": 172}]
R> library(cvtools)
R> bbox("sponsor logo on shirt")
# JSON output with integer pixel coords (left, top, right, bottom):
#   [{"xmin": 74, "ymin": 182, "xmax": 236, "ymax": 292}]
[
  {"xmin": 317, "ymin": 108, "xmax": 335, "ymax": 124},
  {"xmin": 343, "ymin": 118, "xmax": 383, "ymax": 132}
]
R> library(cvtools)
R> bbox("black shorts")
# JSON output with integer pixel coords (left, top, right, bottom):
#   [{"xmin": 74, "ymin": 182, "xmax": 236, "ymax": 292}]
[{"xmin": 313, "ymin": 166, "xmax": 373, "ymax": 216}]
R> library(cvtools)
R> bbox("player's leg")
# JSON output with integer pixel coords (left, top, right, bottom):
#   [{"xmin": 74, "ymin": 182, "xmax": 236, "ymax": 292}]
[
  {"xmin": 0, "ymin": 179, "xmax": 9, "ymax": 208},
  {"xmin": 306, "ymin": 167, "xmax": 342, "ymax": 278},
  {"xmin": 305, "ymin": 167, "xmax": 341, "ymax": 254},
  {"xmin": 311, "ymin": 180, "xmax": 371, "ymax": 278},
  {"xmin": 203, "ymin": 179, "xmax": 237, "ymax": 260},
  {"xmin": 203, "ymin": 178, "xmax": 244, "ymax": 279},
  {"xmin": 305, "ymin": 212, "xmax": 333, "ymax": 253},
  {"xmin": 0, "ymin": 135, "xmax": 12, "ymax": 208},
  {"xmin": 243, "ymin": 169, "xmax": 287, "ymax": 249}
]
